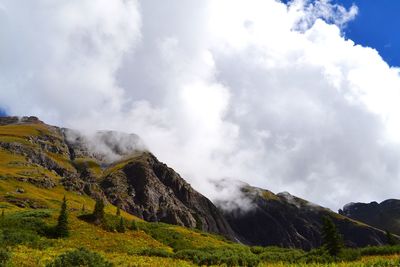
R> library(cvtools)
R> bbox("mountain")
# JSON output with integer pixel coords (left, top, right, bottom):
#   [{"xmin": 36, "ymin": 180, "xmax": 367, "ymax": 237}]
[
  {"xmin": 0, "ymin": 116, "xmax": 235, "ymax": 240},
  {"xmin": 219, "ymin": 183, "xmax": 388, "ymax": 250},
  {"xmin": 339, "ymin": 199, "xmax": 400, "ymax": 236},
  {"xmin": 0, "ymin": 116, "xmax": 391, "ymax": 251}
]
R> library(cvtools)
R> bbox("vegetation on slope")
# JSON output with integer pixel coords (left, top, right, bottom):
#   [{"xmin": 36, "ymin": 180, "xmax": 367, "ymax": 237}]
[
  {"xmin": 0, "ymin": 120, "xmax": 399, "ymax": 266},
  {"xmin": 0, "ymin": 181, "xmax": 399, "ymax": 266}
]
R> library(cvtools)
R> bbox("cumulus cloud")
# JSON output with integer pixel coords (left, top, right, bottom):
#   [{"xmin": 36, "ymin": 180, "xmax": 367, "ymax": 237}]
[
  {"xmin": 65, "ymin": 129, "xmax": 147, "ymax": 163},
  {"xmin": 1, "ymin": 0, "xmax": 400, "ymax": 211}
]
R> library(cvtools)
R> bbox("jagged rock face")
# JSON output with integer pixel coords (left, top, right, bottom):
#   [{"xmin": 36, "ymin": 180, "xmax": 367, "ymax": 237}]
[
  {"xmin": 0, "ymin": 116, "xmax": 236, "ymax": 240},
  {"xmin": 0, "ymin": 116, "xmax": 390, "ymax": 248},
  {"xmin": 340, "ymin": 199, "xmax": 400, "ymax": 236},
  {"xmin": 100, "ymin": 152, "xmax": 236, "ymax": 238},
  {"xmin": 64, "ymin": 129, "xmax": 146, "ymax": 164},
  {"xmin": 0, "ymin": 116, "xmax": 43, "ymax": 126},
  {"xmin": 221, "ymin": 185, "xmax": 388, "ymax": 249}
]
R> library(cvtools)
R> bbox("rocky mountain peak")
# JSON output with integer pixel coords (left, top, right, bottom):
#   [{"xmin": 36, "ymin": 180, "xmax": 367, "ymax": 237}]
[
  {"xmin": 222, "ymin": 184, "xmax": 388, "ymax": 249},
  {"xmin": 340, "ymin": 199, "xmax": 400, "ymax": 236},
  {"xmin": 0, "ymin": 117, "xmax": 236, "ymax": 240},
  {"xmin": 0, "ymin": 116, "xmax": 43, "ymax": 126}
]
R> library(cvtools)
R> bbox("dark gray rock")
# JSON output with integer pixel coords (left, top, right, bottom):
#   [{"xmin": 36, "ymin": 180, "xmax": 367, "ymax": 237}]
[
  {"xmin": 0, "ymin": 116, "xmax": 43, "ymax": 125},
  {"xmin": 340, "ymin": 199, "xmax": 400, "ymax": 236},
  {"xmin": 220, "ymin": 185, "xmax": 388, "ymax": 249},
  {"xmin": 100, "ymin": 152, "xmax": 236, "ymax": 240}
]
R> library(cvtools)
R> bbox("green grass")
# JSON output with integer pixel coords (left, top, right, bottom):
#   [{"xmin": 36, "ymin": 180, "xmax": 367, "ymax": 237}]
[
  {"xmin": 0, "ymin": 149, "xmax": 61, "ymax": 184},
  {"xmin": 0, "ymin": 124, "xmax": 51, "ymax": 138},
  {"xmin": 73, "ymin": 158, "xmax": 102, "ymax": 178},
  {"xmin": 0, "ymin": 180, "xmax": 399, "ymax": 266},
  {"xmin": 46, "ymin": 152, "xmax": 75, "ymax": 173},
  {"xmin": 1, "ymin": 123, "xmax": 400, "ymax": 266}
]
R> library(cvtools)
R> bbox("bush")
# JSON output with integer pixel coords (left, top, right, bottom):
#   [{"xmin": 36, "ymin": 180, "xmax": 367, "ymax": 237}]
[
  {"xmin": 259, "ymin": 248, "xmax": 304, "ymax": 263},
  {"xmin": 137, "ymin": 222, "xmax": 189, "ymax": 251},
  {"xmin": 0, "ymin": 247, "xmax": 10, "ymax": 267},
  {"xmin": 338, "ymin": 248, "xmax": 361, "ymax": 261},
  {"xmin": 174, "ymin": 246, "xmax": 260, "ymax": 267},
  {"xmin": 129, "ymin": 220, "xmax": 138, "ymax": 231},
  {"xmin": 297, "ymin": 248, "xmax": 334, "ymax": 263},
  {"xmin": 250, "ymin": 246, "xmax": 265, "ymax": 255},
  {"xmin": 46, "ymin": 247, "xmax": 113, "ymax": 267},
  {"xmin": 138, "ymin": 248, "xmax": 173, "ymax": 258},
  {"xmin": 78, "ymin": 213, "xmax": 119, "ymax": 232},
  {"xmin": 116, "ymin": 218, "xmax": 125, "ymax": 233},
  {"xmin": 0, "ymin": 209, "xmax": 53, "ymax": 248},
  {"xmin": 360, "ymin": 245, "xmax": 400, "ymax": 256},
  {"xmin": 363, "ymin": 258, "xmax": 400, "ymax": 267}
]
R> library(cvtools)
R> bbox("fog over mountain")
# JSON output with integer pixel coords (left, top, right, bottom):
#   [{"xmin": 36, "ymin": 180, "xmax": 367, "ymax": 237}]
[{"xmin": 1, "ymin": 0, "xmax": 400, "ymax": 210}]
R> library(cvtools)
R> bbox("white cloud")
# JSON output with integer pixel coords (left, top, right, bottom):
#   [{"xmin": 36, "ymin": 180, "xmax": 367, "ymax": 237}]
[{"xmin": 1, "ymin": 0, "xmax": 400, "ymax": 211}]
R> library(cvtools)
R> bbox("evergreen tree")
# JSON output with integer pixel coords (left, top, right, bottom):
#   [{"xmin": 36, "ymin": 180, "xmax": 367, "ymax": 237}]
[
  {"xmin": 116, "ymin": 207, "xmax": 121, "ymax": 216},
  {"xmin": 116, "ymin": 217, "xmax": 125, "ymax": 233},
  {"xmin": 56, "ymin": 196, "xmax": 69, "ymax": 237},
  {"xmin": 386, "ymin": 230, "xmax": 397, "ymax": 246},
  {"xmin": 130, "ymin": 220, "xmax": 138, "ymax": 231},
  {"xmin": 321, "ymin": 216, "xmax": 342, "ymax": 257},
  {"xmin": 93, "ymin": 198, "xmax": 105, "ymax": 224}
]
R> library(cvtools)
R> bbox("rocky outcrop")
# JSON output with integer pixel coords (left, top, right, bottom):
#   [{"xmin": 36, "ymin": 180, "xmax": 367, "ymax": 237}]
[
  {"xmin": 220, "ymin": 184, "xmax": 388, "ymax": 250},
  {"xmin": 340, "ymin": 199, "xmax": 400, "ymax": 236},
  {"xmin": 0, "ymin": 116, "xmax": 236, "ymax": 240},
  {"xmin": 100, "ymin": 152, "xmax": 236, "ymax": 239},
  {"xmin": 0, "ymin": 116, "xmax": 43, "ymax": 126},
  {"xmin": 0, "ymin": 116, "xmax": 392, "ymax": 247}
]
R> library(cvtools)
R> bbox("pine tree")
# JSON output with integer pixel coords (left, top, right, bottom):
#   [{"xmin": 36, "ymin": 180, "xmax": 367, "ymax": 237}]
[
  {"xmin": 116, "ymin": 217, "xmax": 125, "ymax": 233},
  {"xmin": 321, "ymin": 216, "xmax": 342, "ymax": 257},
  {"xmin": 130, "ymin": 220, "xmax": 138, "ymax": 231},
  {"xmin": 116, "ymin": 207, "xmax": 121, "ymax": 217},
  {"xmin": 56, "ymin": 196, "xmax": 69, "ymax": 237},
  {"xmin": 93, "ymin": 198, "xmax": 105, "ymax": 224},
  {"xmin": 386, "ymin": 230, "xmax": 397, "ymax": 246}
]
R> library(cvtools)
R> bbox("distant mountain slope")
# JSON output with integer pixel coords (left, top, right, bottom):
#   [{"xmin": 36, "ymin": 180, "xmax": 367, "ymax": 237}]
[
  {"xmin": 340, "ymin": 199, "xmax": 400, "ymax": 236},
  {"xmin": 0, "ymin": 116, "xmax": 392, "ymax": 249},
  {"xmin": 219, "ymin": 184, "xmax": 388, "ymax": 250},
  {"xmin": 0, "ymin": 116, "xmax": 235, "ymax": 240}
]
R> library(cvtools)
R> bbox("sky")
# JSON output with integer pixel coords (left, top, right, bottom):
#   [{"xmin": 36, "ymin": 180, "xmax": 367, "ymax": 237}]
[
  {"xmin": 337, "ymin": 0, "xmax": 400, "ymax": 67},
  {"xmin": 0, "ymin": 0, "xmax": 400, "ymax": 211}
]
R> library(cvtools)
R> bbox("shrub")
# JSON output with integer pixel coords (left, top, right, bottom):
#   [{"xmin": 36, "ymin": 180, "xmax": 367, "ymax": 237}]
[
  {"xmin": 298, "ymin": 248, "xmax": 334, "ymax": 263},
  {"xmin": 138, "ymin": 248, "xmax": 173, "ymax": 258},
  {"xmin": 79, "ymin": 211, "xmax": 119, "ymax": 232},
  {"xmin": 250, "ymin": 246, "xmax": 265, "ymax": 255},
  {"xmin": 338, "ymin": 248, "xmax": 361, "ymax": 261},
  {"xmin": 116, "ymin": 217, "xmax": 125, "ymax": 233},
  {"xmin": 116, "ymin": 207, "xmax": 121, "ymax": 217},
  {"xmin": 174, "ymin": 246, "xmax": 260, "ymax": 267},
  {"xmin": 129, "ymin": 220, "xmax": 138, "ymax": 231},
  {"xmin": 386, "ymin": 230, "xmax": 398, "ymax": 246},
  {"xmin": 0, "ymin": 247, "xmax": 10, "ymax": 267},
  {"xmin": 0, "ymin": 209, "xmax": 53, "ymax": 248},
  {"xmin": 46, "ymin": 247, "xmax": 113, "ymax": 267},
  {"xmin": 259, "ymin": 248, "xmax": 304, "ymax": 263},
  {"xmin": 360, "ymin": 245, "xmax": 400, "ymax": 256}
]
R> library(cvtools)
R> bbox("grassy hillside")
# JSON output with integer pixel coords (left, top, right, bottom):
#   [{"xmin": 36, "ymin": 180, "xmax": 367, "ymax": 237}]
[
  {"xmin": 1, "ymin": 120, "xmax": 400, "ymax": 266},
  {"xmin": 1, "ymin": 182, "xmax": 400, "ymax": 267}
]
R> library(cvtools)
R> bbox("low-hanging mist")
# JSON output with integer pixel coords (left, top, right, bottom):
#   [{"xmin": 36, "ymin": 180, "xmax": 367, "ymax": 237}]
[{"xmin": 1, "ymin": 0, "xmax": 400, "ymax": 211}]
